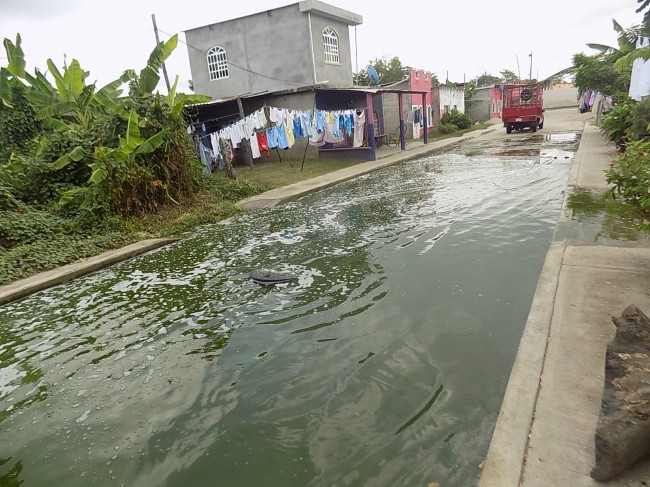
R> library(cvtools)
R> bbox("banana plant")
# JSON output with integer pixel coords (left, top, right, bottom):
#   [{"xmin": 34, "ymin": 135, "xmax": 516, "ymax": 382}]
[
  {"xmin": 166, "ymin": 74, "xmax": 211, "ymax": 116},
  {"xmin": 88, "ymin": 109, "xmax": 169, "ymax": 184},
  {"xmin": 588, "ymin": 20, "xmax": 639, "ymax": 56}
]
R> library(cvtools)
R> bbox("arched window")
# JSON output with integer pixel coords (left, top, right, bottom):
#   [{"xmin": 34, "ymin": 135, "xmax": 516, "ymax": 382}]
[
  {"xmin": 207, "ymin": 46, "xmax": 229, "ymax": 81},
  {"xmin": 322, "ymin": 27, "xmax": 340, "ymax": 64}
]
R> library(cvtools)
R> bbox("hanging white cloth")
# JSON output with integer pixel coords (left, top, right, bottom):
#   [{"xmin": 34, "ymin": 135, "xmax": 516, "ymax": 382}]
[
  {"xmin": 353, "ymin": 110, "xmax": 366, "ymax": 148},
  {"xmin": 629, "ymin": 36, "xmax": 650, "ymax": 101}
]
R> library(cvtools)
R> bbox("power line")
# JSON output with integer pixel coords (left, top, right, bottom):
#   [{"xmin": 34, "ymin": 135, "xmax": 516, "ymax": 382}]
[{"xmin": 157, "ymin": 28, "xmax": 306, "ymax": 87}]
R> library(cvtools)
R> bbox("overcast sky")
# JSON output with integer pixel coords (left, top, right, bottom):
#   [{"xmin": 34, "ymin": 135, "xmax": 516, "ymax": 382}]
[{"xmin": 0, "ymin": 0, "xmax": 642, "ymax": 94}]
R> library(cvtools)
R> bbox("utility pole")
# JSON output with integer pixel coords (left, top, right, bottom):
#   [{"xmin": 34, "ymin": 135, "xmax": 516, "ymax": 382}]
[
  {"xmin": 151, "ymin": 14, "xmax": 171, "ymax": 92},
  {"xmin": 529, "ymin": 51, "xmax": 533, "ymax": 81},
  {"xmin": 516, "ymin": 54, "xmax": 521, "ymax": 82}
]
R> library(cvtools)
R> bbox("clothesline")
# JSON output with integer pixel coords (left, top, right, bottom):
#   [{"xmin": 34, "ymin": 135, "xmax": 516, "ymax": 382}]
[{"xmin": 189, "ymin": 105, "xmax": 369, "ymax": 173}]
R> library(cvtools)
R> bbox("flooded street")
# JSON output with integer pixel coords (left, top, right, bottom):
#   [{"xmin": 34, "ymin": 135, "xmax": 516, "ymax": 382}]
[{"xmin": 1, "ymin": 128, "xmax": 582, "ymax": 486}]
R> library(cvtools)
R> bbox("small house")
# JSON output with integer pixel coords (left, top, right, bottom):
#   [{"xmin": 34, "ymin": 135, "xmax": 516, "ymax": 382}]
[{"xmin": 184, "ymin": 1, "xmax": 363, "ymax": 100}]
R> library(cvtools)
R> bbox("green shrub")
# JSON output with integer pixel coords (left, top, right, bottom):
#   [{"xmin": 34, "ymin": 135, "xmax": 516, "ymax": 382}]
[
  {"xmin": 441, "ymin": 109, "xmax": 472, "ymax": 130},
  {"xmin": 0, "ymin": 85, "xmax": 39, "ymax": 163},
  {"xmin": 438, "ymin": 123, "xmax": 458, "ymax": 134},
  {"xmin": 0, "ymin": 230, "xmax": 133, "ymax": 285},
  {"xmin": 628, "ymin": 97, "xmax": 650, "ymax": 140},
  {"xmin": 203, "ymin": 173, "xmax": 264, "ymax": 202},
  {"xmin": 601, "ymin": 99, "xmax": 635, "ymax": 149},
  {"xmin": 605, "ymin": 138, "xmax": 650, "ymax": 231}
]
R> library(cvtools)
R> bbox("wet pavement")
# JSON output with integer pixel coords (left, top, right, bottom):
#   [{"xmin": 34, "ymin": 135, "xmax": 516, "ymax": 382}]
[{"xmin": 0, "ymin": 114, "xmax": 588, "ymax": 486}]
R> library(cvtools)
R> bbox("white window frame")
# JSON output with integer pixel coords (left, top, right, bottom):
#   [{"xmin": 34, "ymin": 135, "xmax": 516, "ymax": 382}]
[
  {"xmin": 322, "ymin": 27, "xmax": 340, "ymax": 64},
  {"xmin": 207, "ymin": 46, "xmax": 229, "ymax": 81}
]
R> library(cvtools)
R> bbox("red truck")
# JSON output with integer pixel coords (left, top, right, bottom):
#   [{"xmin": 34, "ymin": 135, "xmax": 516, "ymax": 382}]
[{"xmin": 502, "ymin": 84, "xmax": 544, "ymax": 134}]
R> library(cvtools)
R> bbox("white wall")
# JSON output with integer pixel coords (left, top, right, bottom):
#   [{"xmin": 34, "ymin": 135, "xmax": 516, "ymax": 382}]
[
  {"xmin": 543, "ymin": 87, "xmax": 579, "ymax": 109},
  {"xmin": 439, "ymin": 87, "xmax": 465, "ymax": 116}
]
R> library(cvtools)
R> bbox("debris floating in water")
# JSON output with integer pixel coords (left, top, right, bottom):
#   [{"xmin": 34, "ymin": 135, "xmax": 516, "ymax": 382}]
[{"xmin": 249, "ymin": 269, "xmax": 298, "ymax": 285}]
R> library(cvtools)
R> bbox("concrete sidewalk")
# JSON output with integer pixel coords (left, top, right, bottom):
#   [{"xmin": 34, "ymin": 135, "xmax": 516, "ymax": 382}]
[{"xmin": 479, "ymin": 123, "xmax": 650, "ymax": 486}]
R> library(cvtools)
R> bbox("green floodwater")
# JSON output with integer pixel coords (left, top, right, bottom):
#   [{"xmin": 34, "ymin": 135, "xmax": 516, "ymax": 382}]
[{"xmin": 1, "ymin": 133, "xmax": 582, "ymax": 487}]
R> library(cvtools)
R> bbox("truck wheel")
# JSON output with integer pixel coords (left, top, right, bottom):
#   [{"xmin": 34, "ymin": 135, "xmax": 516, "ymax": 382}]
[
  {"xmin": 531, "ymin": 123, "xmax": 537, "ymax": 133},
  {"xmin": 506, "ymin": 126, "xmax": 512, "ymax": 134}
]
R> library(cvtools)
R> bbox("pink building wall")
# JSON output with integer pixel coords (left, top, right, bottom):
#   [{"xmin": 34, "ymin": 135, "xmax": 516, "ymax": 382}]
[
  {"xmin": 409, "ymin": 68, "xmax": 434, "ymax": 133},
  {"xmin": 491, "ymin": 86, "xmax": 503, "ymax": 118}
]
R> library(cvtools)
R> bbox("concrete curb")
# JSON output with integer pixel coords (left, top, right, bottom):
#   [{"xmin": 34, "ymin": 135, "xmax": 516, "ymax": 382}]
[{"xmin": 0, "ymin": 238, "xmax": 180, "ymax": 306}]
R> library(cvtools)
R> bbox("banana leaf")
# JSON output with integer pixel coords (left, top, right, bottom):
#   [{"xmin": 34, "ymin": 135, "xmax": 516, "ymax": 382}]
[
  {"xmin": 46, "ymin": 59, "xmax": 74, "ymax": 102},
  {"xmin": 3, "ymin": 34, "xmax": 26, "ymax": 78},
  {"xmin": 52, "ymin": 145, "xmax": 86, "ymax": 169},
  {"xmin": 139, "ymin": 35, "xmax": 178, "ymax": 94},
  {"xmin": 63, "ymin": 59, "xmax": 85, "ymax": 98},
  {"xmin": 135, "ymin": 128, "xmax": 169, "ymax": 155}
]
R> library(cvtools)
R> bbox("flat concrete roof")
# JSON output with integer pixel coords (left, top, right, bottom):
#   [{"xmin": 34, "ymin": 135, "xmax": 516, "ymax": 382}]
[
  {"xmin": 184, "ymin": 1, "xmax": 362, "ymax": 33},
  {"xmin": 299, "ymin": 0, "xmax": 363, "ymax": 25}
]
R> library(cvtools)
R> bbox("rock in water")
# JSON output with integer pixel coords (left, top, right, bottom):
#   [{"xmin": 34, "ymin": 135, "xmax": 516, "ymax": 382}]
[
  {"xmin": 249, "ymin": 269, "xmax": 297, "ymax": 285},
  {"xmin": 591, "ymin": 304, "xmax": 650, "ymax": 481}
]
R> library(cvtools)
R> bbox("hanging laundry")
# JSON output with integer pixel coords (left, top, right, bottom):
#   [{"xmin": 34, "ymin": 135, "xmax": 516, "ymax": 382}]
[
  {"xmin": 301, "ymin": 111, "xmax": 313, "ymax": 138},
  {"xmin": 258, "ymin": 108, "xmax": 268, "ymax": 127},
  {"xmin": 353, "ymin": 110, "xmax": 366, "ymax": 148},
  {"xmin": 602, "ymin": 95, "xmax": 613, "ymax": 112},
  {"xmin": 332, "ymin": 112, "xmax": 341, "ymax": 138},
  {"xmin": 285, "ymin": 119, "xmax": 295, "ymax": 148},
  {"xmin": 270, "ymin": 107, "xmax": 282, "ymax": 124},
  {"xmin": 275, "ymin": 124, "xmax": 289, "ymax": 149},
  {"xmin": 209, "ymin": 132, "xmax": 220, "ymax": 157},
  {"xmin": 344, "ymin": 113, "xmax": 353, "ymax": 137},
  {"xmin": 309, "ymin": 123, "xmax": 325, "ymax": 146},
  {"xmin": 266, "ymin": 128, "xmax": 279, "ymax": 149},
  {"xmin": 588, "ymin": 90, "xmax": 596, "ymax": 107},
  {"xmin": 293, "ymin": 117, "xmax": 303, "ymax": 138},
  {"xmin": 257, "ymin": 131, "xmax": 271, "ymax": 156},
  {"xmin": 249, "ymin": 131, "xmax": 261, "ymax": 159},
  {"xmin": 324, "ymin": 122, "xmax": 346, "ymax": 144},
  {"xmin": 198, "ymin": 142, "xmax": 213, "ymax": 173},
  {"xmin": 316, "ymin": 110, "xmax": 326, "ymax": 133}
]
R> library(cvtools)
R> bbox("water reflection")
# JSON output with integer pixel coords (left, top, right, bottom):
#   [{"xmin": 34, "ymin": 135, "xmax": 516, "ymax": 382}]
[
  {"xmin": 566, "ymin": 187, "xmax": 650, "ymax": 243},
  {"xmin": 0, "ymin": 132, "xmax": 580, "ymax": 486}
]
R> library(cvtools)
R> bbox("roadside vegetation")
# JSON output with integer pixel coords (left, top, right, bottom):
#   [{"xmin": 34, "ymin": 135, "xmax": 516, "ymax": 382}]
[
  {"xmin": 438, "ymin": 109, "xmax": 473, "ymax": 134},
  {"xmin": 0, "ymin": 34, "xmax": 268, "ymax": 284},
  {"xmin": 574, "ymin": 2, "xmax": 650, "ymax": 232}
]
